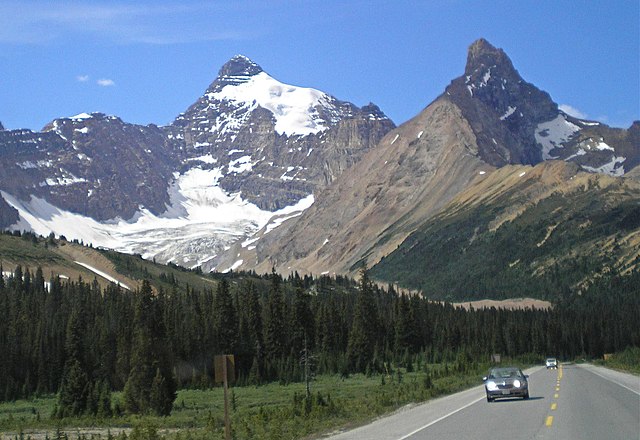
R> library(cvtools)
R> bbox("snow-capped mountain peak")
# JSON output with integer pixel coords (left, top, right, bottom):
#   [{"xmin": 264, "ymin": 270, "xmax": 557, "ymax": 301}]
[
  {"xmin": 211, "ymin": 70, "xmax": 332, "ymax": 136},
  {"xmin": 209, "ymin": 55, "xmax": 264, "ymax": 93}
]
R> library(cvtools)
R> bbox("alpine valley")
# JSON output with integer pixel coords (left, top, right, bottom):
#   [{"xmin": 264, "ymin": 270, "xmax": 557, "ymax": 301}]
[{"xmin": 1, "ymin": 39, "xmax": 638, "ymax": 300}]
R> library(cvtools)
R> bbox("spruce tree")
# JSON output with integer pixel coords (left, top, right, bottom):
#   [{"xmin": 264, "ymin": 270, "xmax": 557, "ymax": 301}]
[
  {"xmin": 213, "ymin": 278, "xmax": 237, "ymax": 354},
  {"xmin": 124, "ymin": 280, "xmax": 176, "ymax": 415},
  {"xmin": 264, "ymin": 269, "xmax": 285, "ymax": 371},
  {"xmin": 291, "ymin": 282, "xmax": 314, "ymax": 357},
  {"xmin": 56, "ymin": 308, "xmax": 90, "ymax": 417},
  {"xmin": 347, "ymin": 265, "xmax": 378, "ymax": 373},
  {"xmin": 149, "ymin": 368, "xmax": 172, "ymax": 416}
]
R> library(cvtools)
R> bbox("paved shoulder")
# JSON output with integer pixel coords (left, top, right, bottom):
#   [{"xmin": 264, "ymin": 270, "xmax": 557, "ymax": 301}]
[{"xmin": 574, "ymin": 363, "xmax": 639, "ymax": 395}]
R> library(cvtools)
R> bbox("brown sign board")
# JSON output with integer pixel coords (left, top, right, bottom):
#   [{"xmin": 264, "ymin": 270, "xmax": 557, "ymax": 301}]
[{"xmin": 214, "ymin": 354, "xmax": 236, "ymax": 384}]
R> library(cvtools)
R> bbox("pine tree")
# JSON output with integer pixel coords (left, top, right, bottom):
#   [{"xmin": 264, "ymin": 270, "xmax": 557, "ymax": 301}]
[
  {"xmin": 264, "ymin": 269, "xmax": 285, "ymax": 371},
  {"xmin": 149, "ymin": 368, "xmax": 172, "ymax": 416},
  {"xmin": 123, "ymin": 280, "xmax": 176, "ymax": 415},
  {"xmin": 347, "ymin": 265, "xmax": 379, "ymax": 373},
  {"xmin": 213, "ymin": 278, "xmax": 237, "ymax": 354},
  {"xmin": 291, "ymin": 282, "xmax": 315, "ymax": 357},
  {"xmin": 97, "ymin": 380, "xmax": 113, "ymax": 418},
  {"xmin": 56, "ymin": 308, "xmax": 90, "ymax": 417},
  {"xmin": 238, "ymin": 280, "xmax": 263, "ymax": 382}
]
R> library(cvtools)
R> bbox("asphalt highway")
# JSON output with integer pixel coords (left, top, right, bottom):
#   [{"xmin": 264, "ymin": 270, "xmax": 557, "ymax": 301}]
[{"xmin": 325, "ymin": 364, "xmax": 639, "ymax": 440}]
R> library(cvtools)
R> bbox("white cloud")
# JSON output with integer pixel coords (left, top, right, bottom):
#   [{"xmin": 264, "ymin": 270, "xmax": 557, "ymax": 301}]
[
  {"xmin": 76, "ymin": 75, "xmax": 89, "ymax": 82},
  {"xmin": 559, "ymin": 104, "xmax": 588, "ymax": 120},
  {"xmin": 97, "ymin": 79, "xmax": 115, "ymax": 87}
]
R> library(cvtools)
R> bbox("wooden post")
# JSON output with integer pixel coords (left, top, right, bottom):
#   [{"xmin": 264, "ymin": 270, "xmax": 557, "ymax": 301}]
[
  {"xmin": 223, "ymin": 357, "xmax": 231, "ymax": 440},
  {"xmin": 215, "ymin": 355, "xmax": 234, "ymax": 440}
]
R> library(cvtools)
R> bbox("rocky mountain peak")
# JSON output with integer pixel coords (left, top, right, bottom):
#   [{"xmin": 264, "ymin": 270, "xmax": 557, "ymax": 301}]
[
  {"xmin": 360, "ymin": 103, "xmax": 388, "ymax": 120},
  {"xmin": 208, "ymin": 54, "xmax": 264, "ymax": 93},
  {"xmin": 0, "ymin": 121, "xmax": 4, "ymax": 131},
  {"xmin": 465, "ymin": 38, "xmax": 515, "ymax": 75}
]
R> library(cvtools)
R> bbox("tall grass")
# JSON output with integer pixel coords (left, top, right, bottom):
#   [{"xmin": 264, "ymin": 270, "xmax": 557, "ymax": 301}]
[{"xmin": 596, "ymin": 347, "xmax": 640, "ymax": 374}]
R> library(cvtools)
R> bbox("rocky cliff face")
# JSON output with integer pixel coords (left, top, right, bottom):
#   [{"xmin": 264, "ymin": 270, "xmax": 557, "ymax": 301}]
[
  {"xmin": 0, "ymin": 56, "xmax": 394, "ymax": 268},
  {"xmin": 170, "ymin": 55, "xmax": 394, "ymax": 211},
  {"xmin": 0, "ymin": 113, "xmax": 178, "ymax": 221},
  {"xmin": 446, "ymin": 38, "xmax": 638, "ymax": 175}
]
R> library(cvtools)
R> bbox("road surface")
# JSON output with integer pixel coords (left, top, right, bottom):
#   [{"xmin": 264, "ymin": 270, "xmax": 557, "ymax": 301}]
[{"xmin": 325, "ymin": 364, "xmax": 639, "ymax": 440}]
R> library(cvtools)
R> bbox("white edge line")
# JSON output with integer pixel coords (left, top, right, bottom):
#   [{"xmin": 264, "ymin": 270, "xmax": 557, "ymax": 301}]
[
  {"xmin": 396, "ymin": 395, "xmax": 484, "ymax": 440},
  {"xmin": 581, "ymin": 365, "xmax": 640, "ymax": 396}
]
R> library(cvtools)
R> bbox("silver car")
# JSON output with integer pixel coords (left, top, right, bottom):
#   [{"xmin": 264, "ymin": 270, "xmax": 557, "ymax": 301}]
[{"xmin": 483, "ymin": 367, "xmax": 529, "ymax": 402}]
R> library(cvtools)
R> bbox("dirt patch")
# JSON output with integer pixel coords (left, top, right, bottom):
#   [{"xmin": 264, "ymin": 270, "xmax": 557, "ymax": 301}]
[
  {"xmin": 453, "ymin": 297, "xmax": 552, "ymax": 310},
  {"xmin": 54, "ymin": 243, "xmax": 140, "ymax": 291}
]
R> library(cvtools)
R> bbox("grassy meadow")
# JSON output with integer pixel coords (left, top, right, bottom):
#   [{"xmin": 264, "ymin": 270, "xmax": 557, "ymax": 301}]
[{"xmin": 0, "ymin": 362, "xmax": 495, "ymax": 439}]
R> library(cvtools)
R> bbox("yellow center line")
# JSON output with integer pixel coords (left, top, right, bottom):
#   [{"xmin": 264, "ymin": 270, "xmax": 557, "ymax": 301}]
[
  {"xmin": 551, "ymin": 403, "xmax": 557, "ymax": 410},
  {"xmin": 555, "ymin": 387, "xmax": 560, "ymax": 391},
  {"xmin": 545, "ymin": 416, "xmax": 554, "ymax": 427},
  {"xmin": 554, "ymin": 393, "xmax": 559, "ymax": 398}
]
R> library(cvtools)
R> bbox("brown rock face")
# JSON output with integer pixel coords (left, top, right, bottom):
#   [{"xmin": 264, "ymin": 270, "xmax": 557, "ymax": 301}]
[
  {"xmin": 226, "ymin": 39, "xmax": 639, "ymax": 277},
  {"xmin": 230, "ymin": 97, "xmax": 489, "ymax": 276}
]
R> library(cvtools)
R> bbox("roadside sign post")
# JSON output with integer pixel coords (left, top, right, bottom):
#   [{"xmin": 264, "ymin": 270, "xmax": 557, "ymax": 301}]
[{"xmin": 214, "ymin": 354, "xmax": 235, "ymax": 440}]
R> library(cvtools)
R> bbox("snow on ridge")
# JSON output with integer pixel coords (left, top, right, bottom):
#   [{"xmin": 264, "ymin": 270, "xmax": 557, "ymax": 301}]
[
  {"xmin": 74, "ymin": 261, "xmax": 130, "ymax": 290},
  {"xmin": 595, "ymin": 141, "xmax": 614, "ymax": 151},
  {"xmin": 582, "ymin": 156, "xmax": 626, "ymax": 177},
  {"xmin": 565, "ymin": 148, "xmax": 587, "ymax": 161},
  {"xmin": 223, "ymin": 260, "xmax": 244, "ymax": 273},
  {"xmin": 480, "ymin": 68, "xmax": 491, "ymax": 87},
  {"xmin": 212, "ymin": 71, "xmax": 331, "ymax": 136},
  {"xmin": 500, "ymin": 106, "xmax": 516, "ymax": 121},
  {"xmin": 2, "ymin": 170, "xmax": 316, "ymax": 270},
  {"xmin": 187, "ymin": 154, "xmax": 217, "ymax": 164},
  {"xmin": 535, "ymin": 114, "xmax": 581, "ymax": 160},
  {"xmin": 42, "ymin": 175, "xmax": 88, "ymax": 187},
  {"xmin": 70, "ymin": 113, "xmax": 94, "ymax": 121},
  {"xmin": 228, "ymin": 155, "xmax": 253, "ymax": 174}
]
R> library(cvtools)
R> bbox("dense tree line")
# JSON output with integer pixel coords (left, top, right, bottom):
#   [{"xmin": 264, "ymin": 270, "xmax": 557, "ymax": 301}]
[{"xmin": 0, "ymin": 262, "xmax": 638, "ymax": 415}]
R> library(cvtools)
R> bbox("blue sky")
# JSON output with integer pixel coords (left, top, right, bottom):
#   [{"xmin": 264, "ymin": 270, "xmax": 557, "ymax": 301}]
[{"xmin": 0, "ymin": 0, "xmax": 638, "ymax": 131}]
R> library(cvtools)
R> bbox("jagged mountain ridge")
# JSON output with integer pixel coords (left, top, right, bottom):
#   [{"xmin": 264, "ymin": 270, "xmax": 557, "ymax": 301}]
[
  {"xmin": 227, "ymin": 39, "xmax": 638, "ymax": 277},
  {"xmin": 0, "ymin": 56, "xmax": 394, "ymax": 269},
  {"xmin": 445, "ymin": 39, "xmax": 637, "ymax": 174},
  {"xmin": 0, "ymin": 40, "xmax": 637, "ymax": 279},
  {"xmin": 171, "ymin": 55, "xmax": 394, "ymax": 211}
]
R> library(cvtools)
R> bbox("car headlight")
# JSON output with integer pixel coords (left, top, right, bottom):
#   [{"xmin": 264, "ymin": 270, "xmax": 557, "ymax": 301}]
[
  {"xmin": 513, "ymin": 380, "xmax": 521, "ymax": 388},
  {"xmin": 486, "ymin": 381, "xmax": 498, "ymax": 391}
]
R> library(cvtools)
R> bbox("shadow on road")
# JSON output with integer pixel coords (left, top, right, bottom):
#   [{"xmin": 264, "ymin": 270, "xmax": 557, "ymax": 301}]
[{"xmin": 490, "ymin": 396, "xmax": 545, "ymax": 403}]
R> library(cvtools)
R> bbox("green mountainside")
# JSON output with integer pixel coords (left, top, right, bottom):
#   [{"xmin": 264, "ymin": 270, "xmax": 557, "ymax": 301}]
[
  {"xmin": 371, "ymin": 162, "xmax": 640, "ymax": 301},
  {"xmin": 0, "ymin": 232, "xmax": 217, "ymax": 294}
]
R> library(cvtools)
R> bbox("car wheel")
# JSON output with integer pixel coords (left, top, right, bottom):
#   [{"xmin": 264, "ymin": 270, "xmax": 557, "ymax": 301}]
[
  {"xmin": 486, "ymin": 394, "xmax": 493, "ymax": 402},
  {"xmin": 524, "ymin": 391, "xmax": 530, "ymax": 399}
]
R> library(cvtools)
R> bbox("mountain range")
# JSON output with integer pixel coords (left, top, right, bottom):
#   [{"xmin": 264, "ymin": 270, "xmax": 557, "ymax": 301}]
[{"xmin": 0, "ymin": 39, "xmax": 638, "ymax": 299}]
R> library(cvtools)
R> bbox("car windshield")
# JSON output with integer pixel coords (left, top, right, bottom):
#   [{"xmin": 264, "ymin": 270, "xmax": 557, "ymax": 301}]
[{"xmin": 488, "ymin": 368, "xmax": 522, "ymax": 379}]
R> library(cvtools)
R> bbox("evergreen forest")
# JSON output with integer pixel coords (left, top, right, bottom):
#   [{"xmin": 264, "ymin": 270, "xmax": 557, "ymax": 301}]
[{"xmin": 0, "ymin": 256, "xmax": 638, "ymax": 418}]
